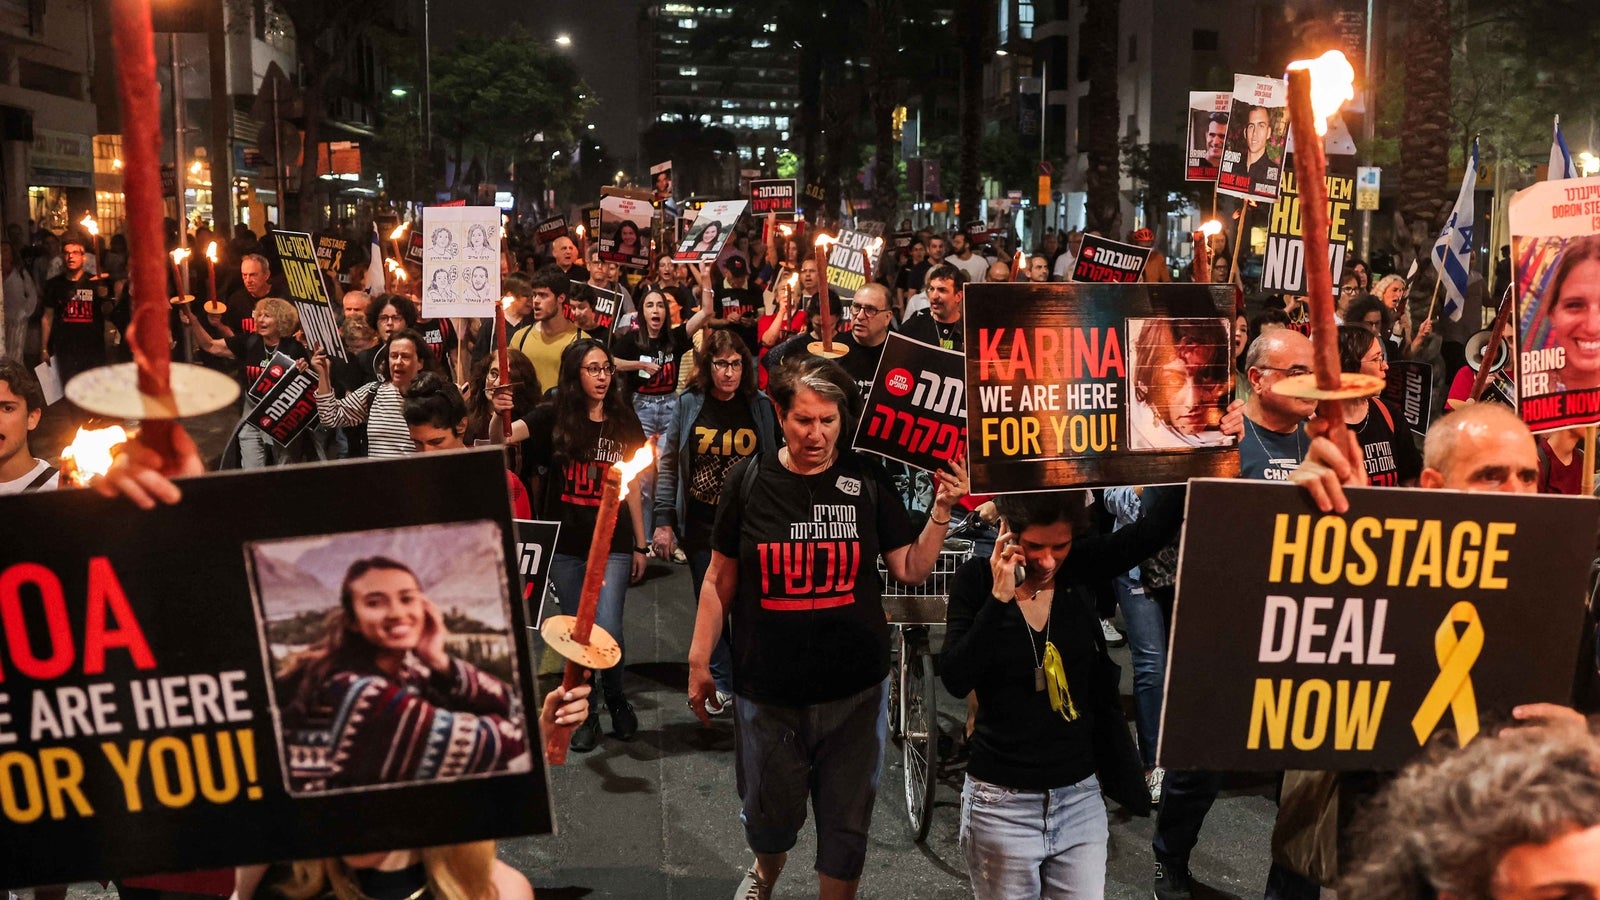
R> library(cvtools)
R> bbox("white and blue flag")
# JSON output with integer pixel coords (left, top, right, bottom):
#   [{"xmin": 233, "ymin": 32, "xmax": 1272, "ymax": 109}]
[
  {"xmin": 1550, "ymin": 115, "xmax": 1577, "ymax": 180},
  {"xmin": 1430, "ymin": 138, "xmax": 1477, "ymax": 322}
]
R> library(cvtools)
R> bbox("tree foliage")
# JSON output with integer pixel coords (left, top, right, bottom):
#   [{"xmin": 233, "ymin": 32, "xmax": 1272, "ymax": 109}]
[{"xmin": 641, "ymin": 115, "xmax": 740, "ymax": 198}]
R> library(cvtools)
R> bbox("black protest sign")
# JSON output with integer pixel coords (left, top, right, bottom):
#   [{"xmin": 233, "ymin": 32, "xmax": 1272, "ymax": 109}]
[
  {"xmin": 854, "ymin": 333, "xmax": 967, "ymax": 472},
  {"xmin": 750, "ymin": 178, "xmax": 797, "ymax": 216},
  {"xmin": 824, "ymin": 229, "xmax": 881, "ymax": 300},
  {"xmin": 1160, "ymin": 479, "xmax": 1596, "ymax": 771},
  {"xmin": 585, "ymin": 207, "xmax": 600, "ymax": 243},
  {"xmin": 574, "ymin": 280, "xmax": 621, "ymax": 341},
  {"xmin": 1071, "ymin": 233, "xmax": 1153, "ymax": 283},
  {"xmin": 0, "ymin": 450, "xmax": 551, "ymax": 889},
  {"xmin": 513, "ymin": 520, "xmax": 561, "ymax": 621},
  {"xmin": 535, "ymin": 216, "xmax": 568, "ymax": 246},
  {"xmin": 245, "ymin": 351, "xmax": 299, "ymax": 404},
  {"xmin": 965, "ymin": 282, "xmax": 1238, "ymax": 493},
  {"xmin": 271, "ymin": 230, "xmax": 345, "ymax": 362},
  {"xmin": 406, "ymin": 231, "xmax": 425, "ymax": 268},
  {"xmin": 1381, "ymin": 360, "xmax": 1433, "ymax": 437},
  {"xmin": 314, "ymin": 233, "xmax": 348, "ymax": 280},
  {"xmin": 245, "ymin": 363, "xmax": 319, "ymax": 447},
  {"xmin": 1260, "ymin": 154, "xmax": 1355, "ymax": 295},
  {"xmin": 964, "ymin": 221, "xmax": 989, "ymax": 245},
  {"xmin": 891, "ymin": 231, "xmax": 914, "ymax": 251}
]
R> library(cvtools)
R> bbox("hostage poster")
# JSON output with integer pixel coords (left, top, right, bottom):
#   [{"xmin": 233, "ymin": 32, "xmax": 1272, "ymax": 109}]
[
  {"xmin": 421, "ymin": 205, "xmax": 502, "ymax": 318},
  {"xmin": 672, "ymin": 199, "xmax": 747, "ymax": 263},
  {"xmin": 1160, "ymin": 479, "xmax": 1595, "ymax": 771},
  {"xmin": 0, "ymin": 451, "xmax": 555, "ymax": 888},
  {"xmin": 1509, "ymin": 175, "xmax": 1600, "ymax": 432},
  {"xmin": 598, "ymin": 192, "xmax": 654, "ymax": 269},
  {"xmin": 1186, "ymin": 91, "xmax": 1231, "ymax": 182},
  {"xmin": 964, "ymin": 282, "xmax": 1238, "ymax": 493},
  {"xmin": 1217, "ymin": 74, "xmax": 1288, "ymax": 203},
  {"xmin": 1259, "ymin": 154, "xmax": 1356, "ymax": 295},
  {"xmin": 853, "ymin": 333, "xmax": 967, "ymax": 472}
]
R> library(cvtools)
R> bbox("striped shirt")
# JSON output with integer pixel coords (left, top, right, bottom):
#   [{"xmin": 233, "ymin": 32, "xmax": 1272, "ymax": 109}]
[{"xmin": 315, "ymin": 382, "xmax": 415, "ymax": 458}]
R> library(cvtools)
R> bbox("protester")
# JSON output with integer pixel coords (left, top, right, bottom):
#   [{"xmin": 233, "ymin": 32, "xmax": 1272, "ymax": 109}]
[
  {"xmin": 1336, "ymin": 324, "xmax": 1421, "ymax": 487},
  {"xmin": 495, "ymin": 338, "xmax": 648, "ymax": 752},
  {"xmin": 3, "ymin": 242, "xmax": 40, "ymax": 364},
  {"xmin": 900, "ymin": 263, "xmax": 966, "ymax": 352},
  {"xmin": 179, "ymin": 297, "xmax": 308, "ymax": 468},
  {"xmin": 550, "ymin": 234, "xmax": 590, "ymax": 284},
  {"xmin": 239, "ymin": 842, "xmax": 536, "ymax": 900},
  {"xmin": 940, "ymin": 488, "xmax": 1182, "ymax": 898},
  {"xmin": 896, "ymin": 238, "xmax": 930, "ymax": 309},
  {"xmin": 985, "ymin": 259, "xmax": 1011, "ymax": 283},
  {"xmin": 1134, "ymin": 229, "xmax": 1171, "ymax": 283},
  {"xmin": 1027, "ymin": 254, "xmax": 1051, "ymax": 283},
  {"xmin": 947, "ymin": 231, "xmax": 988, "ymax": 284},
  {"xmin": 566, "ymin": 283, "xmax": 611, "ymax": 348},
  {"xmin": 687, "ymin": 355, "xmax": 969, "ymax": 900},
  {"xmin": 464, "ymin": 348, "xmax": 541, "ymax": 449},
  {"xmin": 360, "ymin": 293, "xmax": 421, "ymax": 382},
  {"xmin": 710, "ymin": 255, "xmax": 763, "ymax": 353},
  {"xmin": 509, "ymin": 265, "xmax": 589, "ymax": 395},
  {"xmin": 38, "ymin": 237, "xmax": 111, "ymax": 386},
  {"xmin": 340, "ymin": 289, "xmax": 371, "ymax": 322},
  {"xmin": 311, "ymin": 328, "xmax": 435, "ymax": 459},
  {"xmin": 473, "ymin": 272, "xmax": 535, "ymax": 363},
  {"xmin": 835, "ymin": 282, "xmax": 895, "ymax": 397},
  {"xmin": 0, "ymin": 358, "xmax": 57, "ymax": 492},
  {"xmin": 1537, "ymin": 428, "xmax": 1586, "ymax": 494}
]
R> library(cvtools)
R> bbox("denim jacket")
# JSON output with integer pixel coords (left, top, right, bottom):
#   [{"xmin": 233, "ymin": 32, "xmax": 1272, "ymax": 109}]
[{"xmin": 654, "ymin": 388, "xmax": 781, "ymax": 532}]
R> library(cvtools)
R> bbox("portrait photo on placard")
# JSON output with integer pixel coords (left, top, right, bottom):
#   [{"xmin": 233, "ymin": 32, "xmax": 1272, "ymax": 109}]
[
  {"xmin": 1126, "ymin": 317, "xmax": 1234, "ymax": 450},
  {"xmin": 599, "ymin": 194, "xmax": 654, "ymax": 268},
  {"xmin": 248, "ymin": 519, "xmax": 530, "ymax": 798}
]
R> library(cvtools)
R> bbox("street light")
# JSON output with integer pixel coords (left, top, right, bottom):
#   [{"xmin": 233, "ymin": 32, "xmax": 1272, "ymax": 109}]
[
  {"xmin": 555, "ymin": 33, "xmax": 572, "ymax": 46},
  {"xmin": 391, "ymin": 87, "xmax": 408, "ymax": 97},
  {"xmin": 1580, "ymin": 151, "xmax": 1600, "ymax": 177}
]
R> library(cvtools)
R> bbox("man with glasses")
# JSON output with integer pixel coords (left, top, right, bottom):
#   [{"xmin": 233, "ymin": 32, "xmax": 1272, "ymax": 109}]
[
  {"xmin": 39, "ymin": 239, "xmax": 111, "ymax": 388},
  {"xmin": 837, "ymin": 283, "xmax": 895, "ymax": 398}
]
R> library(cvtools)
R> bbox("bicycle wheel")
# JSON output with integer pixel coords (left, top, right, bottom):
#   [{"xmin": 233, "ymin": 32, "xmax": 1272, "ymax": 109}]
[
  {"xmin": 887, "ymin": 626, "xmax": 904, "ymax": 739},
  {"xmin": 900, "ymin": 627, "xmax": 939, "ymax": 842}
]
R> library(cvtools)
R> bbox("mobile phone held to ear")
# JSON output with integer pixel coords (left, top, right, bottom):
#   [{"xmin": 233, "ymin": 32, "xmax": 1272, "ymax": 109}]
[{"xmin": 1001, "ymin": 517, "xmax": 1025, "ymax": 585}]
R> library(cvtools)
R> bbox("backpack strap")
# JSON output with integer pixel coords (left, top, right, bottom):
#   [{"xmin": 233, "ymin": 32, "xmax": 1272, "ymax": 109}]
[
  {"xmin": 1374, "ymin": 398, "xmax": 1395, "ymax": 432},
  {"xmin": 23, "ymin": 464, "xmax": 57, "ymax": 492}
]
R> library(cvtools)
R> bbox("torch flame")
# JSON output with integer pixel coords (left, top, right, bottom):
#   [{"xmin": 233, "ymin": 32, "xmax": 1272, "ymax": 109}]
[
  {"xmin": 80, "ymin": 214, "xmax": 99, "ymax": 237},
  {"xmin": 1286, "ymin": 51, "xmax": 1355, "ymax": 137},
  {"xmin": 394, "ymin": 267, "xmax": 408, "ymax": 282},
  {"xmin": 1199, "ymin": 219, "xmax": 1223, "ymax": 237},
  {"xmin": 205, "ymin": 241, "xmax": 218, "ymax": 264},
  {"xmin": 814, "ymin": 233, "xmax": 837, "ymax": 250},
  {"xmin": 61, "ymin": 425, "xmax": 129, "ymax": 485},
  {"xmin": 574, "ymin": 223, "xmax": 586, "ymax": 238},
  {"xmin": 390, "ymin": 222, "xmax": 410, "ymax": 240},
  {"xmin": 614, "ymin": 444, "xmax": 655, "ymax": 501},
  {"xmin": 170, "ymin": 247, "xmax": 191, "ymax": 266},
  {"xmin": 778, "ymin": 224, "xmax": 793, "ymax": 237},
  {"xmin": 501, "ymin": 293, "xmax": 516, "ymax": 311},
  {"xmin": 787, "ymin": 272, "xmax": 800, "ymax": 289}
]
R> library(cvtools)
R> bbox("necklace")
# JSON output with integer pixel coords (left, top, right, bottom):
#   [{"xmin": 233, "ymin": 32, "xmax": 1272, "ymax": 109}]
[
  {"xmin": 348, "ymin": 878, "xmax": 429, "ymax": 900},
  {"xmin": 1245, "ymin": 416, "xmax": 1306, "ymax": 466},
  {"xmin": 1018, "ymin": 587, "xmax": 1054, "ymax": 692}
]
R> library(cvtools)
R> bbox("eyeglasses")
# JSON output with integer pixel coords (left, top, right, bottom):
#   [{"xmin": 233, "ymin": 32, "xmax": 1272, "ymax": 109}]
[
  {"xmin": 1339, "ymin": 286, "xmax": 1361, "ymax": 295},
  {"xmin": 581, "ymin": 363, "xmax": 616, "ymax": 376},
  {"xmin": 63, "ymin": 250, "xmax": 85, "ymax": 257},
  {"xmin": 1256, "ymin": 365, "xmax": 1313, "ymax": 378},
  {"xmin": 849, "ymin": 304, "xmax": 887, "ymax": 318},
  {"xmin": 710, "ymin": 359, "xmax": 743, "ymax": 372}
]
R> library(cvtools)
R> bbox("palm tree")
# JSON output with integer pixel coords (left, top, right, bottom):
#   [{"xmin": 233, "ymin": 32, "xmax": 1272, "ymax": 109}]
[
  {"xmin": 1082, "ymin": 0, "xmax": 1121, "ymax": 235},
  {"xmin": 641, "ymin": 114, "xmax": 739, "ymax": 197},
  {"xmin": 1397, "ymin": 0, "xmax": 1452, "ymax": 236},
  {"xmin": 955, "ymin": 0, "xmax": 988, "ymax": 224}
]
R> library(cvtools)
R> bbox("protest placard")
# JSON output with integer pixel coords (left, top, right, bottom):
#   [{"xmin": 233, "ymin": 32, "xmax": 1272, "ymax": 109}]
[
  {"xmin": 576, "ymin": 281, "xmax": 621, "ymax": 342},
  {"xmin": 1381, "ymin": 360, "xmax": 1433, "ymax": 438},
  {"xmin": 246, "ymin": 361, "xmax": 319, "ymax": 447},
  {"xmin": 965, "ymin": 282, "xmax": 1238, "ymax": 492},
  {"xmin": 585, "ymin": 207, "xmax": 600, "ymax": 244},
  {"xmin": 1260, "ymin": 154, "xmax": 1356, "ymax": 295},
  {"xmin": 0, "ymin": 450, "xmax": 555, "ymax": 888},
  {"xmin": 270, "ymin": 230, "xmax": 345, "ymax": 362},
  {"xmin": 823, "ymin": 228, "xmax": 882, "ymax": 300},
  {"xmin": 651, "ymin": 160, "xmax": 674, "ymax": 202},
  {"xmin": 673, "ymin": 199, "xmax": 747, "ymax": 263},
  {"xmin": 750, "ymin": 178, "xmax": 797, "ymax": 216},
  {"xmin": 420, "ymin": 205, "xmax": 501, "ymax": 318},
  {"xmin": 891, "ymin": 231, "xmax": 914, "ymax": 252},
  {"xmin": 1160, "ymin": 479, "xmax": 1595, "ymax": 771},
  {"xmin": 1186, "ymin": 91, "xmax": 1231, "ymax": 182},
  {"xmin": 534, "ymin": 215, "xmax": 569, "ymax": 246},
  {"xmin": 963, "ymin": 221, "xmax": 989, "ymax": 246},
  {"xmin": 314, "ymin": 233, "xmax": 347, "ymax": 281},
  {"xmin": 1071, "ymin": 233, "xmax": 1152, "ymax": 283},
  {"xmin": 853, "ymin": 333, "xmax": 966, "ymax": 472},
  {"xmin": 1217, "ymin": 74, "xmax": 1288, "ymax": 203},
  {"xmin": 245, "ymin": 350, "xmax": 298, "ymax": 404},
  {"xmin": 514, "ymin": 519, "xmax": 561, "ymax": 616},
  {"xmin": 598, "ymin": 192, "xmax": 654, "ymax": 269},
  {"xmin": 1508, "ymin": 175, "xmax": 1600, "ymax": 432}
]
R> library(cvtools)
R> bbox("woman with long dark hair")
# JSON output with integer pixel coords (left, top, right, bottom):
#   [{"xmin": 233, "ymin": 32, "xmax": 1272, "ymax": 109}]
[{"xmin": 494, "ymin": 338, "xmax": 648, "ymax": 752}]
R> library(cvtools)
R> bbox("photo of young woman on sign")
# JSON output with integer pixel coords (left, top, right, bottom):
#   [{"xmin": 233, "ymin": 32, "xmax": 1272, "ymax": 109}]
[{"xmin": 1126, "ymin": 317, "xmax": 1234, "ymax": 450}]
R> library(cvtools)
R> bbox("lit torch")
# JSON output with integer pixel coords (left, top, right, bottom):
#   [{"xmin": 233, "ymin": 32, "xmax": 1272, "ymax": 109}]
[
  {"xmin": 1194, "ymin": 219, "xmax": 1222, "ymax": 283},
  {"xmin": 541, "ymin": 444, "xmax": 654, "ymax": 764},
  {"xmin": 573, "ymin": 222, "xmax": 587, "ymax": 259},
  {"xmin": 203, "ymin": 241, "xmax": 224, "ymax": 314},
  {"xmin": 495, "ymin": 293, "xmax": 515, "ymax": 435},
  {"xmin": 81, "ymin": 213, "xmax": 102, "ymax": 270},
  {"xmin": 60, "ymin": 425, "xmax": 129, "ymax": 487},
  {"xmin": 389, "ymin": 221, "xmax": 409, "ymax": 267},
  {"xmin": 810, "ymin": 233, "xmax": 845, "ymax": 358},
  {"xmin": 169, "ymin": 247, "xmax": 192, "ymax": 304}
]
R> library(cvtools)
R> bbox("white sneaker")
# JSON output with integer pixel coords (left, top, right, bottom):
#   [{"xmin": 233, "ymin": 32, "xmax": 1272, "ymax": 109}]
[
  {"xmin": 705, "ymin": 690, "xmax": 732, "ymax": 716},
  {"xmin": 735, "ymin": 866, "xmax": 773, "ymax": 900},
  {"xmin": 1147, "ymin": 766, "xmax": 1165, "ymax": 804},
  {"xmin": 1100, "ymin": 618, "xmax": 1127, "ymax": 647}
]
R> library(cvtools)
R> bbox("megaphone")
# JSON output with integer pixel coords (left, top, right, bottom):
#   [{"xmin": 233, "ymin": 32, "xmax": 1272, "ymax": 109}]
[{"xmin": 1465, "ymin": 329, "xmax": 1511, "ymax": 374}]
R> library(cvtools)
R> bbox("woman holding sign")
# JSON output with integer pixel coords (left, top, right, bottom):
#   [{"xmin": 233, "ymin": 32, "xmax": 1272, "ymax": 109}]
[{"xmin": 939, "ymin": 489, "xmax": 1183, "ymax": 899}]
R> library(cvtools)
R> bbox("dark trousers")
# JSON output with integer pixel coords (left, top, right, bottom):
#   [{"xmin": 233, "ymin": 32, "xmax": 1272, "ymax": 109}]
[{"xmin": 1153, "ymin": 770, "xmax": 1321, "ymax": 900}]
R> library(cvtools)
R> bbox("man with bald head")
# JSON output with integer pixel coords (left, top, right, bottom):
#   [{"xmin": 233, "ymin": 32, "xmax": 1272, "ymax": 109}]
[
  {"xmin": 550, "ymin": 235, "xmax": 590, "ymax": 284},
  {"xmin": 837, "ymin": 282, "xmax": 894, "ymax": 398},
  {"xmin": 1239, "ymin": 328, "xmax": 1317, "ymax": 480}
]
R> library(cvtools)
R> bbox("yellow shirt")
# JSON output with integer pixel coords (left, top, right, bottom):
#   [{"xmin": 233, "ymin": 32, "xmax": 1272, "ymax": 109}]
[{"xmin": 510, "ymin": 322, "xmax": 588, "ymax": 394}]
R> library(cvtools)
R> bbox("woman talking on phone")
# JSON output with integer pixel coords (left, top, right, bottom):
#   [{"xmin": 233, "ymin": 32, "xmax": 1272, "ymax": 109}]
[{"xmin": 939, "ymin": 487, "xmax": 1184, "ymax": 898}]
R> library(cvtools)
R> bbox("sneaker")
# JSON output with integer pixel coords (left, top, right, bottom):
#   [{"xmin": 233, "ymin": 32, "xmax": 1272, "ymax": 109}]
[
  {"xmin": 705, "ymin": 690, "xmax": 732, "ymax": 716},
  {"xmin": 570, "ymin": 711, "xmax": 601, "ymax": 753},
  {"xmin": 608, "ymin": 698, "xmax": 639, "ymax": 740},
  {"xmin": 1153, "ymin": 859, "xmax": 1193, "ymax": 900},
  {"xmin": 1101, "ymin": 617, "xmax": 1127, "ymax": 647},
  {"xmin": 734, "ymin": 866, "xmax": 773, "ymax": 900},
  {"xmin": 672, "ymin": 548, "xmax": 688, "ymax": 564},
  {"xmin": 1146, "ymin": 766, "xmax": 1166, "ymax": 805}
]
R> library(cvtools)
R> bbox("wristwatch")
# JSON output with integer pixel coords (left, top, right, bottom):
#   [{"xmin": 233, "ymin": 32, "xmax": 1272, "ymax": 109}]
[{"xmin": 635, "ymin": 544, "xmax": 650, "ymax": 555}]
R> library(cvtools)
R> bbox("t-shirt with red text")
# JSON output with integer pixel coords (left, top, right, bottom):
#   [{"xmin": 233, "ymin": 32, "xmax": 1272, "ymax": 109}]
[
  {"xmin": 1353, "ymin": 398, "xmax": 1421, "ymax": 487},
  {"xmin": 417, "ymin": 318, "xmax": 458, "ymax": 365},
  {"xmin": 523, "ymin": 404, "xmax": 646, "ymax": 557},
  {"xmin": 225, "ymin": 332, "xmax": 307, "ymax": 392},
  {"xmin": 612, "ymin": 324, "xmax": 692, "ymax": 396},
  {"xmin": 712, "ymin": 451, "xmax": 917, "ymax": 705},
  {"xmin": 44, "ymin": 273, "xmax": 108, "ymax": 363}
]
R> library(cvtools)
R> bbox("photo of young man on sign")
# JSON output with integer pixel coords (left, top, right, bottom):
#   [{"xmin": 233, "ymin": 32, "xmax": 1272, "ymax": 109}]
[
  {"xmin": 1186, "ymin": 91, "xmax": 1230, "ymax": 182},
  {"xmin": 1126, "ymin": 317, "xmax": 1234, "ymax": 450},
  {"xmin": 1217, "ymin": 75, "xmax": 1288, "ymax": 203}
]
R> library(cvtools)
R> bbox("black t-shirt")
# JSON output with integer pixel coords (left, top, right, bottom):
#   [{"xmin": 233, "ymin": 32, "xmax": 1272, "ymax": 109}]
[
  {"xmin": 896, "ymin": 260, "xmax": 931, "ymax": 295},
  {"xmin": 225, "ymin": 333, "xmax": 308, "ymax": 391},
  {"xmin": 1354, "ymin": 398, "xmax": 1422, "ymax": 487},
  {"xmin": 582, "ymin": 323, "xmax": 611, "ymax": 349},
  {"xmin": 1239, "ymin": 417, "xmax": 1307, "ymax": 481},
  {"xmin": 221, "ymin": 288, "xmax": 261, "ymax": 335},
  {"xmin": 684, "ymin": 395, "xmax": 759, "ymax": 551},
  {"xmin": 523, "ymin": 405, "xmax": 646, "ymax": 556},
  {"xmin": 415, "ymin": 318, "xmax": 457, "ymax": 365},
  {"xmin": 712, "ymin": 451, "xmax": 918, "ymax": 705},
  {"xmin": 613, "ymin": 324, "xmax": 692, "ymax": 395},
  {"xmin": 836, "ymin": 333, "xmax": 886, "ymax": 400},
  {"xmin": 900, "ymin": 309, "xmax": 963, "ymax": 352},
  {"xmin": 714, "ymin": 285, "xmax": 763, "ymax": 352},
  {"xmin": 44, "ymin": 273, "xmax": 108, "ymax": 362}
]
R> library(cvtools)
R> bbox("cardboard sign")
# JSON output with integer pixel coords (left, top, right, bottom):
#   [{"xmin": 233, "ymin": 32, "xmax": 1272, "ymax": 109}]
[
  {"xmin": 421, "ymin": 205, "xmax": 502, "ymax": 318},
  {"xmin": 574, "ymin": 280, "xmax": 621, "ymax": 341},
  {"xmin": 1160, "ymin": 479, "xmax": 1596, "ymax": 771},
  {"xmin": 891, "ymin": 231, "xmax": 915, "ymax": 251},
  {"xmin": 598, "ymin": 194, "xmax": 653, "ymax": 269},
  {"xmin": 271, "ymin": 230, "xmax": 345, "ymax": 362},
  {"xmin": 1217, "ymin": 74, "xmax": 1289, "ymax": 203},
  {"xmin": 965, "ymin": 282, "xmax": 1238, "ymax": 493},
  {"xmin": 651, "ymin": 160, "xmax": 673, "ymax": 202},
  {"xmin": 246, "ymin": 362, "xmax": 319, "ymax": 447},
  {"xmin": 672, "ymin": 199, "xmax": 747, "ymax": 263},
  {"xmin": 513, "ymin": 519, "xmax": 561, "ymax": 612},
  {"xmin": 245, "ymin": 350, "xmax": 299, "ymax": 404},
  {"xmin": 823, "ymin": 229, "xmax": 881, "ymax": 300},
  {"xmin": 314, "ymin": 233, "xmax": 348, "ymax": 280},
  {"xmin": 534, "ymin": 215, "xmax": 568, "ymax": 246},
  {"xmin": 1186, "ymin": 91, "xmax": 1232, "ymax": 182},
  {"xmin": 1509, "ymin": 176, "xmax": 1600, "ymax": 433},
  {"xmin": 1260, "ymin": 154, "xmax": 1356, "ymax": 296},
  {"xmin": 1071, "ymin": 234, "xmax": 1152, "ymax": 283},
  {"xmin": 1381, "ymin": 360, "xmax": 1433, "ymax": 437},
  {"xmin": 0, "ymin": 451, "xmax": 554, "ymax": 888},
  {"xmin": 853, "ymin": 333, "xmax": 967, "ymax": 472},
  {"xmin": 750, "ymin": 178, "xmax": 797, "ymax": 216}
]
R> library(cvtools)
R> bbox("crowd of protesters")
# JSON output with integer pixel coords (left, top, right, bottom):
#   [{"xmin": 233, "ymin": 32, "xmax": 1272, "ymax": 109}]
[{"xmin": 2, "ymin": 199, "xmax": 1598, "ymax": 900}]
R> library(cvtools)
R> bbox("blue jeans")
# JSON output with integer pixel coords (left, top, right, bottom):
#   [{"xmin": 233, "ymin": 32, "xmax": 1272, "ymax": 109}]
[
  {"xmin": 549, "ymin": 551, "xmax": 631, "ymax": 702},
  {"xmin": 1115, "ymin": 573, "xmax": 1166, "ymax": 767},
  {"xmin": 960, "ymin": 773, "xmax": 1108, "ymax": 899},
  {"xmin": 633, "ymin": 393, "xmax": 676, "ymax": 536},
  {"xmin": 688, "ymin": 549, "xmax": 732, "ymax": 694}
]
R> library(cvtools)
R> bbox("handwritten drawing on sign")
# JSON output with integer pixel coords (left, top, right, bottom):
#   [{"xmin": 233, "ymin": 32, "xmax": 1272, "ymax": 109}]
[
  {"xmin": 965, "ymin": 282, "xmax": 1238, "ymax": 493},
  {"xmin": 1159, "ymin": 480, "xmax": 1595, "ymax": 771},
  {"xmin": 422, "ymin": 206, "xmax": 501, "ymax": 318},
  {"xmin": 1509, "ymin": 176, "xmax": 1600, "ymax": 433},
  {"xmin": 853, "ymin": 333, "xmax": 967, "ymax": 473}
]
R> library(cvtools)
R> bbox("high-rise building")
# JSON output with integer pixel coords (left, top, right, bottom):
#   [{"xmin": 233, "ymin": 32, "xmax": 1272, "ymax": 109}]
[{"xmin": 636, "ymin": 4, "xmax": 800, "ymax": 172}]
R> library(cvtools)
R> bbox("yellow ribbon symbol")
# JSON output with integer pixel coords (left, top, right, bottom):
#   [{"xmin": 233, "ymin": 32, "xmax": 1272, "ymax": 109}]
[
  {"xmin": 1411, "ymin": 601, "xmax": 1483, "ymax": 745},
  {"xmin": 1041, "ymin": 641, "xmax": 1079, "ymax": 722}
]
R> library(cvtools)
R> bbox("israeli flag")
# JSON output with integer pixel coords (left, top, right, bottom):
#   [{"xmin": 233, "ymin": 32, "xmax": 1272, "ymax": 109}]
[
  {"xmin": 1550, "ymin": 116, "xmax": 1577, "ymax": 180},
  {"xmin": 1431, "ymin": 138, "xmax": 1477, "ymax": 322},
  {"xmin": 368, "ymin": 223, "xmax": 386, "ymax": 295}
]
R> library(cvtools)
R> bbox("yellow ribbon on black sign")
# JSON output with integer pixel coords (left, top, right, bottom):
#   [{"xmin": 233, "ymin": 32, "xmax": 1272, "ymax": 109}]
[{"xmin": 1410, "ymin": 601, "xmax": 1482, "ymax": 745}]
